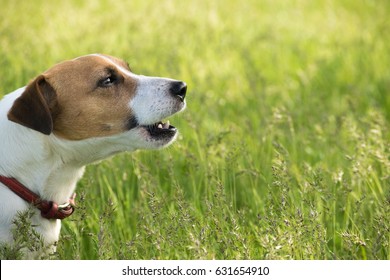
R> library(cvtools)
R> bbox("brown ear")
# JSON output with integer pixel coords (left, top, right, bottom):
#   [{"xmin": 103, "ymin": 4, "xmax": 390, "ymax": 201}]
[{"xmin": 8, "ymin": 75, "xmax": 58, "ymax": 135}]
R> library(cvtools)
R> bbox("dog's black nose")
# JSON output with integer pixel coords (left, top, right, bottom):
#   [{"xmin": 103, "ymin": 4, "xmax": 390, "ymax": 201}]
[{"xmin": 170, "ymin": 81, "xmax": 187, "ymax": 101}]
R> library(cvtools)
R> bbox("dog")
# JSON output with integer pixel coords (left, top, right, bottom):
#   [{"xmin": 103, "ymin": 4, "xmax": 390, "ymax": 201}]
[{"xmin": 0, "ymin": 54, "xmax": 186, "ymax": 256}]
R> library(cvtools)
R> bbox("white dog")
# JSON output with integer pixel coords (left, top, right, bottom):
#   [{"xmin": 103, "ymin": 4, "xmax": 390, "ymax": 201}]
[{"xmin": 0, "ymin": 54, "xmax": 186, "ymax": 255}]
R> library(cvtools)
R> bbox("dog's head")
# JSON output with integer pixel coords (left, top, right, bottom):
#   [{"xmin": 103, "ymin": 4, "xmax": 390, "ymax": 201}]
[{"xmin": 7, "ymin": 54, "xmax": 187, "ymax": 150}]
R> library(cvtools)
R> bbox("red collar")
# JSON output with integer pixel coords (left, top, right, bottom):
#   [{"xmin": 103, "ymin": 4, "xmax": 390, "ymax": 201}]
[{"xmin": 0, "ymin": 175, "xmax": 75, "ymax": 220}]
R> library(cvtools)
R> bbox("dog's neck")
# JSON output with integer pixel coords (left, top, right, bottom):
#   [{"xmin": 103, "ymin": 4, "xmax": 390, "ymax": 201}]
[
  {"xmin": 0, "ymin": 127, "xmax": 84, "ymax": 204},
  {"xmin": 0, "ymin": 118, "xmax": 142, "ymax": 204}
]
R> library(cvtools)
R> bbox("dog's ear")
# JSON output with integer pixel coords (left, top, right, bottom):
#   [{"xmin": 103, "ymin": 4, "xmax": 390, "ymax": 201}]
[{"xmin": 8, "ymin": 75, "xmax": 58, "ymax": 135}]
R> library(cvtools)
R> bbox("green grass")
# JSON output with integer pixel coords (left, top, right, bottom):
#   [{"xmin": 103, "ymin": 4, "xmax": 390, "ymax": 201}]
[{"xmin": 1, "ymin": 0, "xmax": 389, "ymax": 259}]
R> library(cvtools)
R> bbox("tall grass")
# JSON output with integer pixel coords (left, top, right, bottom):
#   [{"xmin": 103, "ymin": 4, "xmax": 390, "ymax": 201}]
[{"xmin": 0, "ymin": 0, "xmax": 389, "ymax": 259}]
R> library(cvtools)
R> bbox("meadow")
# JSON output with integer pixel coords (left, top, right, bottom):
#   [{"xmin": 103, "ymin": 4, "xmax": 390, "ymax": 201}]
[{"xmin": 0, "ymin": 0, "xmax": 389, "ymax": 259}]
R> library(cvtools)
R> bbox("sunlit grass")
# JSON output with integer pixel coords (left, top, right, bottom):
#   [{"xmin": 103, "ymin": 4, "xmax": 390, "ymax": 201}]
[{"xmin": 0, "ymin": 0, "xmax": 389, "ymax": 259}]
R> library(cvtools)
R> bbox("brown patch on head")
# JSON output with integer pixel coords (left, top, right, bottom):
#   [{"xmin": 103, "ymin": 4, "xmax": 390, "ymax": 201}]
[{"xmin": 39, "ymin": 54, "xmax": 138, "ymax": 140}]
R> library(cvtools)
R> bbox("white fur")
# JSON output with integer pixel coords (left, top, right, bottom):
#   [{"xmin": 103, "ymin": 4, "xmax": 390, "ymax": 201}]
[
  {"xmin": 0, "ymin": 55, "xmax": 186, "ymax": 255},
  {"xmin": 132, "ymin": 76, "xmax": 186, "ymax": 125}
]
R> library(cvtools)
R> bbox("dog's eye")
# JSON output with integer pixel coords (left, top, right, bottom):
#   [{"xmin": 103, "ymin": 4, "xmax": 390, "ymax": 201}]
[{"xmin": 99, "ymin": 76, "xmax": 117, "ymax": 87}]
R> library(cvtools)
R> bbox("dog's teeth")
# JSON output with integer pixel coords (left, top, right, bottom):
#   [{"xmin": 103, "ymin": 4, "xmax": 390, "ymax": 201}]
[
  {"xmin": 157, "ymin": 123, "xmax": 163, "ymax": 129},
  {"xmin": 163, "ymin": 121, "xmax": 170, "ymax": 129}
]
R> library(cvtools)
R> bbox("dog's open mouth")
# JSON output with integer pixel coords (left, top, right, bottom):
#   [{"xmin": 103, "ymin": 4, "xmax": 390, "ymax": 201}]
[{"xmin": 142, "ymin": 120, "xmax": 177, "ymax": 139}]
